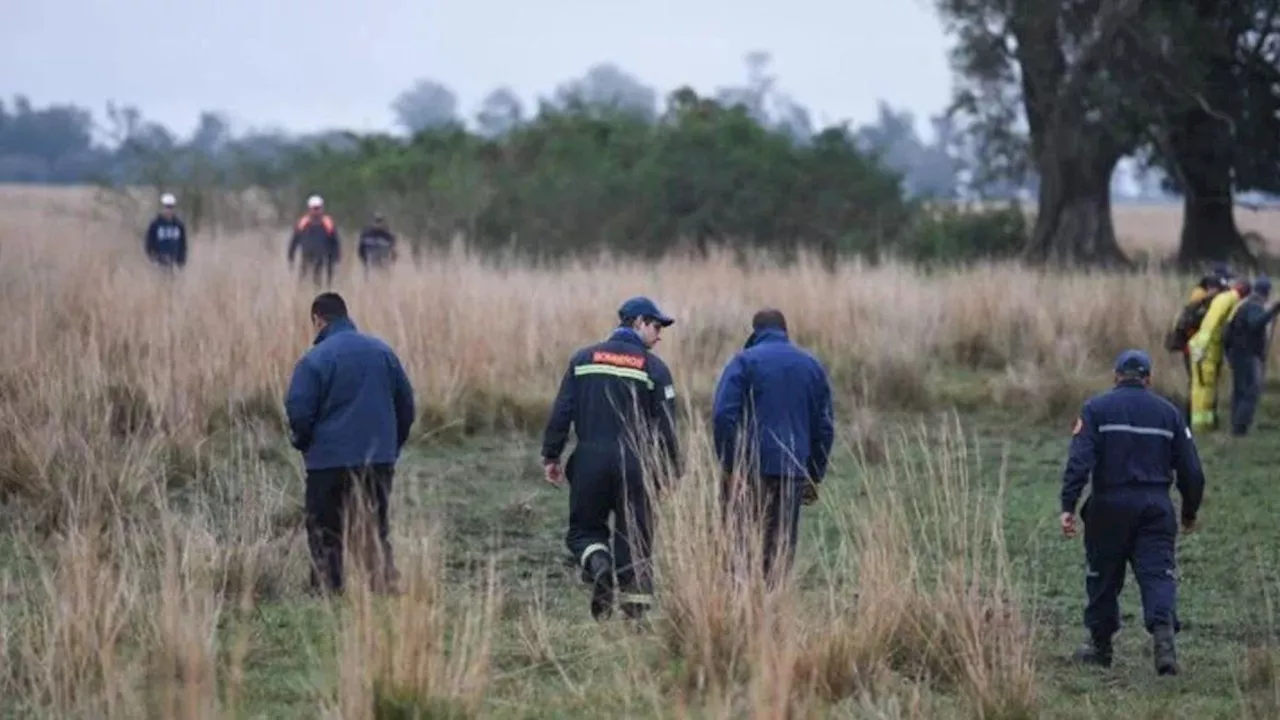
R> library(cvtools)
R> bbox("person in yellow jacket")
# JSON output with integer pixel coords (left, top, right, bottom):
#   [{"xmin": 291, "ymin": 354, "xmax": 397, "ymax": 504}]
[{"xmin": 1187, "ymin": 278, "xmax": 1252, "ymax": 431}]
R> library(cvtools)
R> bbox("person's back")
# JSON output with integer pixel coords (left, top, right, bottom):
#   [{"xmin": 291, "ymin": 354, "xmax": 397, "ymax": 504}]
[
  {"xmin": 713, "ymin": 317, "xmax": 834, "ymax": 481},
  {"xmin": 1064, "ymin": 383, "xmax": 1195, "ymax": 496},
  {"xmin": 287, "ymin": 315, "xmax": 414, "ymax": 471},
  {"xmin": 554, "ymin": 330, "xmax": 675, "ymax": 463}
]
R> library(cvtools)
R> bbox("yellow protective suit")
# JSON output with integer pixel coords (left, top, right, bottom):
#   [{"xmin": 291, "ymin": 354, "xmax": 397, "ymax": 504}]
[{"xmin": 1187, "ymin": 287, "xmax": 1243, "ymax": 431}]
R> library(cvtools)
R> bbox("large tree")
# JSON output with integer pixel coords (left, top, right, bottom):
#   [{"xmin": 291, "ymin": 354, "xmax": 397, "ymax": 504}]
[
  {"xmin": 938, "ymin": 0, "xmax": 1152, "ymax": 267},
  {"xmin": 1136, "ymin": 0, "xmax": 1280, "ymax": 266}
]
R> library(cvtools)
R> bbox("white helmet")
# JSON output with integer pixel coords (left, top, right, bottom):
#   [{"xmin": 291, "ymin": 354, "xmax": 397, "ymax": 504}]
[
  {"xmin": 160, "ymin": 193, "xmax": 176, "ymax": 207},
  {"xmin": 307, "ymin": 195, "xmax": 323, "ymax": 209}
]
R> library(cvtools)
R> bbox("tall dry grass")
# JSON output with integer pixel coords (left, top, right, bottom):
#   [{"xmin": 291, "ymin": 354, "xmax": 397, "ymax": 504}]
[
  {"xmin": 0, "ymin": 188, "xmax": 1263, "ymax": 717},
  {"xmin": 0, "ymin": 189, "xmax": 1232, "ymax": 518}
]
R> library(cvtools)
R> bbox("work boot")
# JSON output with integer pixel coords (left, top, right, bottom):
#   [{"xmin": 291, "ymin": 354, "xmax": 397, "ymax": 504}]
[
  {"xmin": 1072, "ymin": 635, "xmax": 1113, "ymax": 668},
  {"xmin": 620, "ymin": 594, "xmax": 653, "ymax": 633},
  {"xmin": 1152, "ymin": 625, "xmax": 1178, "ymax": 676},
  {"xmin": 584, "ymin": 553, "xmax": 614, "ymax": 621}
]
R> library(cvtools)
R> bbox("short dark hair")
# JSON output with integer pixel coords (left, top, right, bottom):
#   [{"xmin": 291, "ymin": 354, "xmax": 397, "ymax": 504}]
[
  {"xmin": 751, "ymin": 308, "xmax": 787, "ymax": 333},
  {"xmin": 310, "ymin": 292, "xmax": 348, "ymax": 321}
]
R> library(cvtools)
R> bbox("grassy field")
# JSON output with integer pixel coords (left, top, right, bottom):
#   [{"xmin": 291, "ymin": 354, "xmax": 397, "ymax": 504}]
[{"xmin": 1, "ymin": 186, "xmax": 1279, "ymax": 718}]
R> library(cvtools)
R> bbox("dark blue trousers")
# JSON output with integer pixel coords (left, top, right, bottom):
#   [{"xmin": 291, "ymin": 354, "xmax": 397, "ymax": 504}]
[
  {"xmin": 564, "ymin": 449, "xmax": 653, "ymax": 600},
  {"xmin": 1081, "ymin": 489, "xmax": 1181, "ymax": 640}
]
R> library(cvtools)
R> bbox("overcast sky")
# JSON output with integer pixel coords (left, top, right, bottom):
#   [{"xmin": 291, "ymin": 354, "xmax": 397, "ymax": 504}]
[{"xmin": 1, "ymin": 0, "xmax": 953, "ymax": 139}]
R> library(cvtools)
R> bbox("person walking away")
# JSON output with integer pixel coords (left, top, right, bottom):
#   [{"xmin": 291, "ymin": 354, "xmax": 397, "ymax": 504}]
[
  {"xmin": 541, "ymin": 296, "xmax": 681, "ymax": 623},
  {"xmin": 288, "ymin": 195, "xmax": 340, "ymax": 286},
  {"xmin": 1187, "ymin": 278, "xmax": 1251, "ymax": 431},
  {"xmin": 711, "ymin": 308, "xmax": 834, "ymax": 587},
  {"xmin": 358, "ymin": 214, "xmax": 398, "ymax": 275},
  {"xmin": 1166, "ymin": 272, "xmax": 1228, "ymax": 381},
  {"xmin": 1060, "ymin": 349, "xmax": 1206, "ymax": 676},
  {"xmin": 284, "ymin": 292, "xmax": 416, "ymax": 594},
  {"xmin": 1224, "ymin": 276, "xmax": 1280, "ymax": 436},
  {"xmin": 144, "ymin": 193, "xmax": 188, "ymax": 270}
]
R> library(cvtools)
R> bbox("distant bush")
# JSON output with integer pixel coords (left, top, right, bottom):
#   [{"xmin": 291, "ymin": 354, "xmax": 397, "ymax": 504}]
[{"xmin": 901, "ymin": 202, "xmax": 1029, "ymax": 264}]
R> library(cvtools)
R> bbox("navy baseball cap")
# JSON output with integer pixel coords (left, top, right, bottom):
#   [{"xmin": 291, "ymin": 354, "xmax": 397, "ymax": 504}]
[
  {"xmin": 618, "ymin": 296, "xmax": 674, "ymax": 326},
  {"xmin": 1114, "ymin": 349, "xmax": 1152, "ymax": 377}
]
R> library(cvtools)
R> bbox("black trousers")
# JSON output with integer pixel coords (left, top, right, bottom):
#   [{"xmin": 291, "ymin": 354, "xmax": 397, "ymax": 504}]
[
  {"xmin": 1229, "ymin": 353, "xmax": 1264, "ymax": 434},
  {"xmin": 305, "ymin": 464, "xmax": 395, "ymax": 594},
  {"xmin": 298, "ymin": 255, "xmax": 335, "ymax": 286},
  {"xmin": 564, "ymin": 450, "xmax": 654, "ymax": 605},
  {"xmin": 722, "ymin": 473, "xmax": 803, "ymax": 586}
]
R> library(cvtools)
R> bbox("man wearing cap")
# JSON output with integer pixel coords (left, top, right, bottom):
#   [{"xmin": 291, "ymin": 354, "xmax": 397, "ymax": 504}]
[
  {"xmin": 1187, "ymin": 275, "xmax": 1250, "ymax": 432},
  {"xmin": 712, "ymin": 308, "xmax": 834, "ymax": 587},
  {"xmin": 540, "ymin": 296, "xmax": 681, "ymax": 623},
  {"xmin": 288, "ymin": 195, "xmax": 341, "ymax": 286},
  {"xmin": 144, "ymin": 193, "xmax": 188, "ymax": 270},
  {"xmin": 1224, "ymin": 276, "xmax": 1280, "ymax": 435},
  {"xmin": 1060, "ymin": 349, "xmax": 1206, "ymax": 677},
  {"xmin": 357, "ymin": 213, "xmax": 398, "ymax": 274}
]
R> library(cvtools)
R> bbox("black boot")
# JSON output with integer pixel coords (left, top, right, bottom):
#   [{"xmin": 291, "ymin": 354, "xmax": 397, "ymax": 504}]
[
  {"xmin": 620, "ymin": 592, "xmax": 653, "ymax": 632},
  {"xmin": 584, "ymin": 552, "xmax": 614, "ymax": 621},
  {"xmin": 1153, "ymin": 624, "xmax": 1178, "ymax": 676},
  {"xmin": 1072, "ymin": 634, "xmax": 1113, "ymax": 668}
]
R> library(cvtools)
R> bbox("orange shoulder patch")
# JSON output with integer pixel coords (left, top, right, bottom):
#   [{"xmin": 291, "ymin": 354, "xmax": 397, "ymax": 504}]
[{"xmin": 592, "ymin": 350, "xmax": 646, "ymax": 370}]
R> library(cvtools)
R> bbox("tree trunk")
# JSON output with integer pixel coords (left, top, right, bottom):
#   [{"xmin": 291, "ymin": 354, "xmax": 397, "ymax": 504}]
[
  {"xmin": 1170, "ymin": 24, "xmax": 1253, "ymax": 269},
  {"xmin": 1022, "ymin": 127, "xmax": 1129, "ymax": 267}
]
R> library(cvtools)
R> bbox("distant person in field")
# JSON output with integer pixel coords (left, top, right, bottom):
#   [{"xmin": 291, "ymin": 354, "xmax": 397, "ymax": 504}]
[
  {"xmin": 540, "ymin": 296, "xmax": 681, "ymax": 623},
  {"xmin": 288, "ymin": 195, "xmax": 340, "ymax": 286},
  {"xmin": 1187, "ymin": 275, "xmax": 1251, "ymax": 432},
  {"xmin": 1223, "ymin": 276, "xmax": 1280, "ymax": 435},
  {"xmin": 1060, "ymin": 349, "xmax": 1205, "ymax": 677},
  {"xmin": 284, "ymin": 292, "xmax": 416, "ymax": 595},
  {"xmin": 711, "ymin": 308, "xmax": 834, "ymax": 587},
  {"xmin": 144, "ymin": 192, "xmax": 188, "ymax": 269},
  {"xmin": 1165, "ymin": 268, "xmax": 1230, "ymax": 419},
  {"xmin": 357, "ymin": 213, "xmax": 397, "ymax": 274}
]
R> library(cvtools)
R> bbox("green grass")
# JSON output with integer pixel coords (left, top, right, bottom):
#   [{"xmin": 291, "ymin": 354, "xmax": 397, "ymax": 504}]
[{"xmin": 4, "ymin": 375, "xmax": 1280, "ymax": 719}]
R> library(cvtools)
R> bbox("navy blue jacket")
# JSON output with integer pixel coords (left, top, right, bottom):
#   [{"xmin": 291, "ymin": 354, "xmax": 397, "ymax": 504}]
[
  {"xmin": 1060, "ymin": 380, "xmax": 1205, "ymax": 521},
  {"xmin": 145, "ymin": 215, "xmax": 187, "ymax": 266},
  {"xmin": 284, "ymin": 317, "xmax": 416, "ymax": 471},
  {"xmin": 711, "ymin": 328, "xmax": 835, "ymax": 482},
  {"xmin": 1225, "ymin": 297, "xmax": 1280, "ymax": 360},
  {"xmin": 541, "ymin": 327, "xmax": 680, "ymax": 477}
]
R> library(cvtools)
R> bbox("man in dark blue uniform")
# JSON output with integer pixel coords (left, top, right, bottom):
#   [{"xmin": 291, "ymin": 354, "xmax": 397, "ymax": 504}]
[
  {"xmin": 1224, "ymin": 276, "xmax": 1280, "ymax": 435},
  {"xmin": 711, "ymin": 308, "xmax": 834, "ymax": 586},
  {"xmin": 1060, "ymin": 349, "xmax": 1206, "ymax": 676},
  {"xmin": 144, "ymin": 193, "xmax": 188, "ymax": 269},
  {"xmin": 541, "ymin": 296, "xmax": 681, "ymax": 622}
]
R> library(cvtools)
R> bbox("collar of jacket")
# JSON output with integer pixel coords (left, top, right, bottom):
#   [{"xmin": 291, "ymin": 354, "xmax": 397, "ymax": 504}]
[
  {"xmin": 609, "ymin": 326, "xmax": 647, "ymax": 348},
  {"xmin": 314, "ymin": 317, "xmax": 357, "ymax": 345},
  {"xmin": 1113, "ymin": 378, "xmax": 1147, "ymax": 390},
  {"xmin": 744, "ymin": 327, "xmax": 788, "ymax": 349}
]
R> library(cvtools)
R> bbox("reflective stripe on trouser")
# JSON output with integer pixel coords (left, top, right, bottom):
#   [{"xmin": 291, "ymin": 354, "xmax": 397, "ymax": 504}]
[
  {"xmin": 564, "ymin": 449, "xmax": 655, "ymax": 597},
  {"xmin": 580, "ymin": 542, "xmax": 610, "ymax": 568},
  {"xmin": 618, "ymin": 592, "xmax": 654, "ymax": 606},
  {"xmin": 1189, "ymin": 357, "xmax": 1220, "ymax": 431}
]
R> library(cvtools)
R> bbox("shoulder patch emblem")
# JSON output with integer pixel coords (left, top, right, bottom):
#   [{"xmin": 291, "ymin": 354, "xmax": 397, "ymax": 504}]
[
  {"xmin": 1185, "ymin": 427, "xmax": 1193, "ymax": 440},
  {"xmin": 663, "ymin": 385, "xmax": 676, "ymax": 400},
  {"xmin": 1072, "ymin": 417, "xmax": 1083, "ymax": 436}
]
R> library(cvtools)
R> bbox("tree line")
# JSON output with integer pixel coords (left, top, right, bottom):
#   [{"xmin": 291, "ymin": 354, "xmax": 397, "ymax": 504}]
[{"xmin": 5, "ymin": 16, "xmax": 1280, "ymax": 269}]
